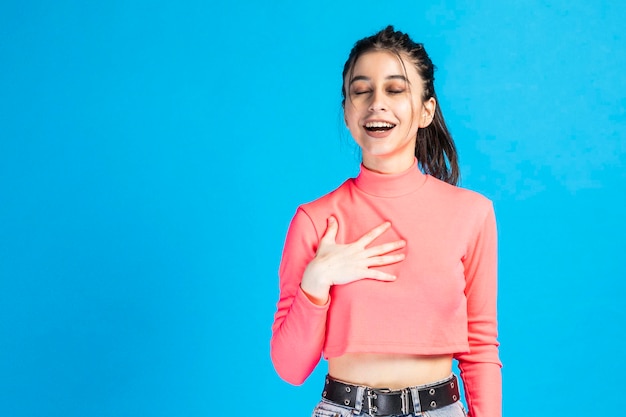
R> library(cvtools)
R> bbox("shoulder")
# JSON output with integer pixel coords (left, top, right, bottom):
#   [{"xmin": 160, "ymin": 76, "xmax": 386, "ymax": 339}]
[
  {"xmin": 299, "ymin": 179, "xmax": 352, "ymax": 214},
  {"xmin": 425, "ymin": 175, "xmax": 493, "ymax": 217},
  {"xmin": 292, "ymin": 179, "xmax": 353, "ymax": 235}
]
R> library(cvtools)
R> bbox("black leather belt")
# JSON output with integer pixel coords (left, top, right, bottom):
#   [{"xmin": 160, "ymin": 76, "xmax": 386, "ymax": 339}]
[{"xmin": 321, "ymin": 374, "xmax": 460, "ymax": 416}]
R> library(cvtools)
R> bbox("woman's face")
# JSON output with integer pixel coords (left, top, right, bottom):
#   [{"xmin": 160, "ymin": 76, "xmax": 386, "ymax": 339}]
[{"xmin": 344, "ymin": 50, "xmax": 435, "ymax": 174}]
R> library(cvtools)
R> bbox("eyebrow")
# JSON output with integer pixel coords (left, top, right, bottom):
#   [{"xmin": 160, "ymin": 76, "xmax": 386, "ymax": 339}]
[{"xmin": 349, "ymin": 75, "xmax": 409, "ymax": 85}]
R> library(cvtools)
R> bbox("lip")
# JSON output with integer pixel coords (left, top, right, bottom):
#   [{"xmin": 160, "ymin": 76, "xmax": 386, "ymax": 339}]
[
  {"xmin": 363, "ymin": 119, "xmax": 396, "ymax": 139},
  {"xmin": 363, "ymin": 118, "xmax": 396, "ymax": 126}
]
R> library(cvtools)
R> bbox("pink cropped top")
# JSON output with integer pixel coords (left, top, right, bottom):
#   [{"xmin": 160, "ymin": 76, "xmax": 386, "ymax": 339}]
[{"xmin": 271, "ymin": 160, "xmax": 502, "ymax": 417}]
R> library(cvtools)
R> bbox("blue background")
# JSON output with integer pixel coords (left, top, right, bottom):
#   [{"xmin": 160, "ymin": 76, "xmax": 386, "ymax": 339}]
[{"xmin": 1, "ymin": 1, "xmax": 624, "ymax": 416}]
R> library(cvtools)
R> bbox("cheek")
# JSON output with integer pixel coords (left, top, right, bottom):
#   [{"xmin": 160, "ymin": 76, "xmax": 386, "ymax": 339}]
[
  {"xmin": 389, "ymin": 101, "xmax": 414, "ymax": 129},
  {"xmin": 343, "ymin": 107, "xmax": 359, "ymax": 129},
  {"xmin": 405, "ymin": 101, "xmax": 423, "ymax": 127},
  {"xmin": 400, "ymin": 99, "xmax": 418, "ymax": 115}
]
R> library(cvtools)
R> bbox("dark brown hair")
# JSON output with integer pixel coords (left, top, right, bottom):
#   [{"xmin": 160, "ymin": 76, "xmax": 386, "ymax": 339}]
[{"xmin": 342, "ymin": 25, "xmax": 459, "ymax": 185}]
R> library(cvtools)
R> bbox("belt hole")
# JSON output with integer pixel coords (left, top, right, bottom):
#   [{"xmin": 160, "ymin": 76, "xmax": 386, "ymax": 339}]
[
  {"xmin": 344, "ymin": 399, "xmax": 350, "ymax": 406},
  {"xmin": 322, "ymin": 391, "xmax": 327, "ymax": 398},
  {"xmin": 453, "ymin": 395, "xmax": 457, "ymax": 401},
  {"xmin": 430, "ymin": 401, "xmax": 437, "ymax": 408},
  {"xmin": 345, "ymin": 386, "xmax": 351, "ymax": 393},
  {"xmin": 451, "ymin": 382, "xmax": 455, "ymax": 388},
  {"xmin": 429, "ymin": 388, "xmax": 436, "ymax": 395}
]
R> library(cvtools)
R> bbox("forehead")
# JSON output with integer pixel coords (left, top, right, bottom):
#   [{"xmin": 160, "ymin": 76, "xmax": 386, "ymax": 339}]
[{"xmin": 349, "ymin": 50, "xmax": 421, "ymax": 83}]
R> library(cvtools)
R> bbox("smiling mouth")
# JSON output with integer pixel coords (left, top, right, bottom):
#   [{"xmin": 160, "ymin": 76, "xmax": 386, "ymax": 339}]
[{"xmin": 364, "ymin": 121, "xmax": 396, "ymax": 132}]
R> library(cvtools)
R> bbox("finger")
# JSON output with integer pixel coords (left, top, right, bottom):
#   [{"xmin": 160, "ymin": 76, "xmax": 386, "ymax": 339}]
[
  {"xmin": 364, "ymin": 239, "xmax": 406, "ymax": 257},
  {"xmin": 366, "ymin": 253, "xmax": 406, "ymax": 267},
  {"xmin": 333, "ymin": 268, "xmax": 397, "ymax": 286},
  {"xmin": 320, "ymin": 216, "xmax": 339, "ymax": 244},
  {"xmin": 363, "ymin": 269, "xmax": 398, "ymax": 282},
  {"xmin": 356, "ymin": 221, "xmax": 391, "ymax": 247}
]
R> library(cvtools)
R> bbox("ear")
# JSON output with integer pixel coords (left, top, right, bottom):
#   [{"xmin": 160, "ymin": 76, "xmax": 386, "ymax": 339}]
[{"xmin": 418, "ymin": 97, "xmax": 436, "ymax": 128}]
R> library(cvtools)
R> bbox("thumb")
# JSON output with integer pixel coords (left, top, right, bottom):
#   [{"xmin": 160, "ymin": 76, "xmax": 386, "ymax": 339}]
[{"xmin": 320, "ymin": 216, "xmax": 339, "ymax": 244}]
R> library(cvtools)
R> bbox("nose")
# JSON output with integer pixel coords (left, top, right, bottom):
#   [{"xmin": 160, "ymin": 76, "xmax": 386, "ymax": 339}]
[{"xmin": 368, "ymin": 90, "xmax": 387, "ymax": 112}]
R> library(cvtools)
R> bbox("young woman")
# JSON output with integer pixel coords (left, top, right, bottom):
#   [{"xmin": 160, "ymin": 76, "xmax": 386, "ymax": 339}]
[{"xmin": 271, "ymin": 26, "xmax": 501, "ymax": 417}]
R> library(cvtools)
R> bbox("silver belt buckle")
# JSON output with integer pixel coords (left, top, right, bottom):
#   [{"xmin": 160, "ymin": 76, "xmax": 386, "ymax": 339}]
[
  {"xmin": 365, "ymin": 389, "xmax": 378, "ymax": 415},
  {"xmin": 400, "ymin": 388, "xmax": 409, "ymax": 414}
]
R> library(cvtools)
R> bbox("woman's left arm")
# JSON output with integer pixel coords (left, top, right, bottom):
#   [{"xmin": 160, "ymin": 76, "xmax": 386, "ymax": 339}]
[{"xmin": 456, "ymin": 202, "xmax": 502, "ymax": 417}]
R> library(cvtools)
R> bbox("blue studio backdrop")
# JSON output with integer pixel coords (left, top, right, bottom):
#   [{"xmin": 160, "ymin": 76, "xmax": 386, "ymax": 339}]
[{"xmin": 1, "ymin": 1, "xmax": 624, "ymax": 416}]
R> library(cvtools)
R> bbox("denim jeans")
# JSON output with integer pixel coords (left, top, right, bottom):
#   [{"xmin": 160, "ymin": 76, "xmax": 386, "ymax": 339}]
[
  {"xmin": 311, "ymin": 374, "xmax": 467, "ymax": 417},
  {"xmin": 312, "ymin": 399, "xmax": 466, "ymax": 417}
]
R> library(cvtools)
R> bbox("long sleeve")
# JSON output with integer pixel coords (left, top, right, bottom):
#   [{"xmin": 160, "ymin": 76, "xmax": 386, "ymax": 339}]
[
  {"xmin": 455, "ymin": 203, "xmax": 502, "ymax": 417},
  {"xmin": 270, "ymin": 208, "xmax": 329, "ymax": 385}
]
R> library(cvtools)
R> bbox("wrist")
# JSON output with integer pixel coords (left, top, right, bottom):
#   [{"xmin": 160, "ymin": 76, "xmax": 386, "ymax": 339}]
[
  {"xmin": 300, "ymin": 284, "xmax": 330, "ymax": 305},
  {"xmin": 300, "ymin": 273, "xmax": 331, "ymax": 306}
]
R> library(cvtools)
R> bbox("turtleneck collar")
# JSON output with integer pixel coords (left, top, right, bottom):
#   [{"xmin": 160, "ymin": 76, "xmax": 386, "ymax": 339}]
[{"xmin": 353, "ymin": 158, "xmax": 428, "ymax": 197}]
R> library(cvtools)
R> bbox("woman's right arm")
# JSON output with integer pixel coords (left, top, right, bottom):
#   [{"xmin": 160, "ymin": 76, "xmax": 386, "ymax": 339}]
[
  {"xmin": 270, "ymin": 208, "xmax": 328, "ymax": 385},
  {"xmin": 271, "ymin": 209, "xmax": 405, "ymax": 385}
]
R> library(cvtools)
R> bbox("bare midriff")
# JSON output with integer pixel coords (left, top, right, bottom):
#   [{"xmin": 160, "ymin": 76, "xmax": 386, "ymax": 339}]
[{"xmin": 328, "ymin": 353, "xmax": 453, "ymax": 390}]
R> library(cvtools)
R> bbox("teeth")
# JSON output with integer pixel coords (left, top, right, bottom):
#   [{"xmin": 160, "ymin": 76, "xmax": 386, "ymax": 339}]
[{"xmin": 365, "ymin": 121, "xmax": 395, "ymax": 128}]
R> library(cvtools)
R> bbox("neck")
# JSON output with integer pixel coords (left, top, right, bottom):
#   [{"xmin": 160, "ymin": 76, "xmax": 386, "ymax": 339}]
[
  {"xmin": 362, "ymin": 154, "xmax": 416, "ymax": 175},
  {"xmin": 354, "ymin": 158, "xmax": 427, "ymax": 198}
]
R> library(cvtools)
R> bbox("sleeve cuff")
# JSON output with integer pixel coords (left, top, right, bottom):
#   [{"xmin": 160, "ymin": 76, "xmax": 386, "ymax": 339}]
[{"xmin": 295, "ymin": 285, "xmax": 331, "ymax": 310}]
